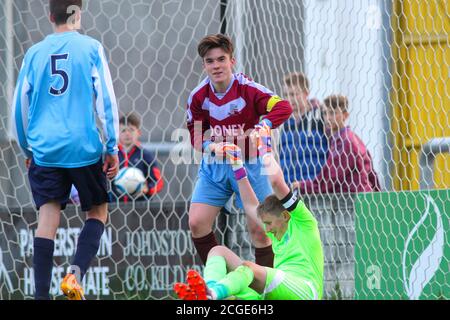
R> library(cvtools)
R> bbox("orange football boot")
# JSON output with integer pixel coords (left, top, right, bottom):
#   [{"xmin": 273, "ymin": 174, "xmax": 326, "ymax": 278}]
[
  {"xmin": 60, "ymin": 273, "xmax": 86, "ymax": 300},
  {"xmin": 173, "ymin": 282, "xmax": 197, "ymax": 300},
  {"xmin": 186, "ymin": 270, "xmax": 208, "ymax": 300}
]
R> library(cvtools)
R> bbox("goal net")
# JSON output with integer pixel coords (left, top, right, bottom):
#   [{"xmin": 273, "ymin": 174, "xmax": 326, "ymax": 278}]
[{"xmin": 0, "ymin": 0, "xmax": 448, "ymax": 300}]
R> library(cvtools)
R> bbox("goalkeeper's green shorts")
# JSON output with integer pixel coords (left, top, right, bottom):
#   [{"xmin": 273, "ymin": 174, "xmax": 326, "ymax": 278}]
[{"xmin": 263, "ymin": 268, "xmax": 319, "ymax": 300}]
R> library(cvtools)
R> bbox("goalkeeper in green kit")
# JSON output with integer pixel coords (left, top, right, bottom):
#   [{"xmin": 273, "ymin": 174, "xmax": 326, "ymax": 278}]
[{"xmin": 174, "ymin": 123, "xmax": 324, "ymax": 300}]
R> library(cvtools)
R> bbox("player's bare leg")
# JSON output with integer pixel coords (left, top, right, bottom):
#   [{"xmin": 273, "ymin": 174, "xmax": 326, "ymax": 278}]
[
  {"xmin": 86, "ymin": 203, "xmax": 108, "ymax": 223},
  {"xmin": 35, "ymin": 201, "xmax": 61, "ymax": 240},
  {"xmin": 188, "ymin": 203, "xmax": 221, "ymax": 264},
  {"xmin": 188, "ymin": 203, "xmax": 220, "ymax": 238},
  {"xmin": 241, "ymin": 261, "xmax": 267, "ymax": 294}
]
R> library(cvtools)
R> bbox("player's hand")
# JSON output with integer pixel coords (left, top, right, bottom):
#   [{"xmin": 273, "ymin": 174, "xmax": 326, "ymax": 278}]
[
  {"xmin": 130, "ymin": 183, "xmax": 149, "ymax": 199},
  {"xmin": 218, "ymin": 143, "xmax": 243, "ymax": 169},
  {"xmin": 218, "ymin": 142, "xmax": 247, "ymax": 181},
  {"xmin": 251, "ymin": 122, "xmax": 272, "ymax": 156},
  {"xmin": 209, "ymin": 142, "xmax": 229, "ymax": 159},
  {"xmin": 25, "ymin": 158, "xmax": 31, "ymax": 169},
  {"xmin": 103, "ymin": 153, "xmax": 119, "ymax": 180},
  {"xmin": 291, "ymin": 181, "xmax": 300, "ymax": 190},
  {"xmin": 137, "ymin": 183, "xmax": 149, "ymax": 197}
]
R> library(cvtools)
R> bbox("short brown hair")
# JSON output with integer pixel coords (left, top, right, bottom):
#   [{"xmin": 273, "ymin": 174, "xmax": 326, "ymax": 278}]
[
  {"xmin": 256, "ymin": 194, "xmax": 286, "ymax": 217},
  {"xmin": 323, "ymin": 94, "xmax": 349, "ymax": 112},
  {"xmin": 119, "ymin": 112, "xmax": 141, "ymax": 128},
  {"xmin": 197, "ymin": 34, "xmax": 234, "ymax": 59},
  {"xmin": 49, "ymin": 0, "xmax": 83, "ymax": 26},
  {"xmin": 284, "ymin": 72, "xmax": 310, "ymax": 92}
]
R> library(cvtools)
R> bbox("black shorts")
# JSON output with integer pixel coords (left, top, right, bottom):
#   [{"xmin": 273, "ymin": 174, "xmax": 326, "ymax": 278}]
[{"xmin": 28, "ymin": 158, "xmax": 108, "ymax": 211}]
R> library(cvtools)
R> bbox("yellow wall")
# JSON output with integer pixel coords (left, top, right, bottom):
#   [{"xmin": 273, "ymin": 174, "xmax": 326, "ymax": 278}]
[{"xmin": 392, "ymin": 0, "xmax": 449, "ymax": 190}]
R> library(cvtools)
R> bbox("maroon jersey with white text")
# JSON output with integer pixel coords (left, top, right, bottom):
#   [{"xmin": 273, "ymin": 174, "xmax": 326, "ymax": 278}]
[{"xmin": 186, "ymin": 73, "xmax": 292, "ymax": 159}]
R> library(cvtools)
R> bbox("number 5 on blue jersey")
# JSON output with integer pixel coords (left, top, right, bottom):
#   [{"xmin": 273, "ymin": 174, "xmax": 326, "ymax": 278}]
[{"xmin": 49, "ymin": 53, "xmax": 69, "ymax": 96}]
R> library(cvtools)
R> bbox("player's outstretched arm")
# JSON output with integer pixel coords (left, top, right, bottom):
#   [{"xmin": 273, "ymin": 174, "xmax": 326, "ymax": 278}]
[
  {"xmin": 251, "ymin": 123, "xmax": 290, "ymax": 200},
  {"xmin": 261, "ymin": 154, "xmax": 290, "ymax": 200},
  {"xmin": 219, "ymin": 143, "xmax": 270, "ymax": 247},
  {"xmin": 236, "ymin": 176, "xmax": 270, "ymax": 246}
]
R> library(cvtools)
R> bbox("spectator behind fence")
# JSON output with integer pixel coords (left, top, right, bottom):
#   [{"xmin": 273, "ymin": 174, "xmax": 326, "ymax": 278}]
[
  {"xmin": 111, "ymin": 112, "xmax": 164, "ymax": 202},
  {"xmin": 280, "ymin": 72, "xmax": 328, "ymax": 184},
  {"xmin": 293, "ymin": 94, "xmax": 381, "ymax": 194}
]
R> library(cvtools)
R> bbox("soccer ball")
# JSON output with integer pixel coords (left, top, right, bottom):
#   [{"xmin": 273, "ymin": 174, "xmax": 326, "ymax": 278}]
[{"xmin": 114, "ymin": 167, "xmax": 146, "ymax": 195}]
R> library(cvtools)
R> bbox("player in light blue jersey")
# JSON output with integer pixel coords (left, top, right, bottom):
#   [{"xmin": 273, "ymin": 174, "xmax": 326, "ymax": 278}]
[{"xmin": 11, "ymin": 0, "xmax": 119, "ymax": 300}]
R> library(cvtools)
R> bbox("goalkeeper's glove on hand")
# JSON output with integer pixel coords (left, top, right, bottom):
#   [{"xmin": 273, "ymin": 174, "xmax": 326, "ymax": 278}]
[
  {"xmin": 254, "ymin": 122, "xmax": 272, "ymax": 158},
  {"xmin": 220, "ymin": 143, "xmax": 247, "ymax": 180}
]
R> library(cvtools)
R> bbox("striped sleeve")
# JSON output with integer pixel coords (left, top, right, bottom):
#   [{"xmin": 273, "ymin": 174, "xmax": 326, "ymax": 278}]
[
  {"xmin": 11, "ymin": 58, "xmax": 33, "ymax": 159},
  {"xmin": 92, "ymin": 44, "xmax": 119, "ymax": 155}
]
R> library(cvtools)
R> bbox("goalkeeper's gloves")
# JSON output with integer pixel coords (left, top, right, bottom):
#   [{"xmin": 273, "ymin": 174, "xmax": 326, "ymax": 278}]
[
  {"xmin": 220, "ymin": 143, "xmax": 247, "ymax": 181},
  {"xmin": 254, "ymin": 122, "xmax": 272, "ymax": 158}
]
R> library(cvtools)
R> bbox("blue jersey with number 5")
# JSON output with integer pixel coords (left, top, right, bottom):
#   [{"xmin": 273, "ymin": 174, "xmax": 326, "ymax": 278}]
[{"xmin": 12, "ymin": 31, "xmax": 119, "ymax": 168}]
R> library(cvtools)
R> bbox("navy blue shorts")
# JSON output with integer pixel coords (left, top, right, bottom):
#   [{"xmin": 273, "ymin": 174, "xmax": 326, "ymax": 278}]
[{"xmin": 28, "ymin": 158, "xmax": 108, "ymax": 211}]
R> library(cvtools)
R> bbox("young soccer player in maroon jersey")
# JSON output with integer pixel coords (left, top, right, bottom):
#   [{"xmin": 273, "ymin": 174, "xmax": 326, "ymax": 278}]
[{"xmin": 186, "ymin": 34, "xmax": 292, "ymax": 268}]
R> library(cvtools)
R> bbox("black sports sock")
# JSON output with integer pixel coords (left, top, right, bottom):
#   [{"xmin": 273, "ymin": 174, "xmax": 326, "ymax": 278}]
[
  {"xmin": 33, "ymin": 237, "xmax": 55, "ymax": 300},
  {"xmin": 192, "ymin": 231, "xmax": 218, "ymax": 265},
  {"xmin": 255, "ymin": 245, "xmax": 274, "ymax": 267},
  {"xmin": 72, "ymin": 219, "xmax": 105, "ymax": 279}
]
